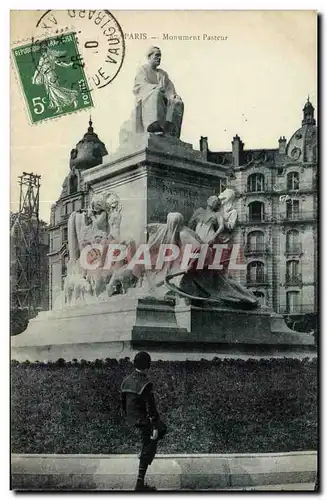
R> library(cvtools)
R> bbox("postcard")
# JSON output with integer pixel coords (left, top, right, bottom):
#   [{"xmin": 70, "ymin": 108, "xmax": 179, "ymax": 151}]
[{"xmin": 10, "ymin": 10, "xmax": 318, "ymax": 492}]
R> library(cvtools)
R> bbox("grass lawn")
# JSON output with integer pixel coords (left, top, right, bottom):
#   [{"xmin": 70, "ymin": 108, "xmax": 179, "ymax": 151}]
[{"xmin": 11, "ymin": 357, "xmax": 317, "ymax": 454}]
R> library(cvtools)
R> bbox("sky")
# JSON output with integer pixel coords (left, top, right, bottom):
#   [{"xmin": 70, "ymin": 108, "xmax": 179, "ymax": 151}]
[{"xmin": 10, "ymin": 10, "xmax": 317, "ymax": 222}]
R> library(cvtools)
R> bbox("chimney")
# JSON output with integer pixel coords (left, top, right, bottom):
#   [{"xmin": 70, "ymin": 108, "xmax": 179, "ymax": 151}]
[
  {"xmin": 200, "ymin": 136, "xmax": 209, "ymax": 156},
  {"xmin": 50, "ymin": 203, "xmax": 56, "ymax": 226},
  {"xmin": 231, "ymin": 134, "xmax": 244, "ymax": 167},
  {"xmin": 278, "ymin": 136, "xmax": 287, "ymax": 154}
]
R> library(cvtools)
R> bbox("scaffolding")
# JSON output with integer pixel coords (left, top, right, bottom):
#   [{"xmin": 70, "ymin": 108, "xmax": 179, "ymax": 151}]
[{"xmin": 10, "ymin": 172, "xmax": 41, "ymax": 317}]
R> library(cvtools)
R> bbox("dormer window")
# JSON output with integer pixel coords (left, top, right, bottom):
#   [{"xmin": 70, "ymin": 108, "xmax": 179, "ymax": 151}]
[{"xmin": 69, "ymin": 173, "xmax": 78, "ymax": 194}]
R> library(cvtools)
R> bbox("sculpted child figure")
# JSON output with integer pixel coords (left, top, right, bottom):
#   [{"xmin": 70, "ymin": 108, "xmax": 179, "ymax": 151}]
[
  {"xmin": 188, "ymin": 195, "xmax": 225, "ymax": 245},
  {"xmin": 83, "ymin": 193, "xmax": 109, "ymax": 243}
]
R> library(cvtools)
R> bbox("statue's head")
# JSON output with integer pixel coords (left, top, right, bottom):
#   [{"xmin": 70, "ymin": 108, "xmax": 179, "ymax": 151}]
[
  {"xmin": 147, "ymin": 46, "xmax": 161, "ymax": 69},
  {"xmin": 105, "ymin": 192, "xmax": 120, "ymax": 212},
  {"xmin": 94, "ymin": 235, "xmax": 104, "ymax": 244},
  {"xmin": 207, "ymin": 195, "xmax": 221, "ymax": 212},
  {"xmin": 90, "ymin": 193, "xmax": 105, "ymax": 212},
  {"xmin": 218, "ymin": 188, "xmax": 235, "ymax": 206},
  {"xmin": 39, "ymin": 41, "xmax": 49, "ymax": 55}
]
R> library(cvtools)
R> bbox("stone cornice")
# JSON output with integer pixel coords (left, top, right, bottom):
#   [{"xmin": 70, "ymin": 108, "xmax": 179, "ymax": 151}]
[{"xmin": 82, "ymin": 136, "xmax": 228, "ymax": 187}]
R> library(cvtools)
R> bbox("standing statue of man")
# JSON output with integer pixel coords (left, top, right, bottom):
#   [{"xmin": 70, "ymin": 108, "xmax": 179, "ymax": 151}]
[{"xmin": 133, "ymin": 46, "xmax": 184, "ymax": 137}]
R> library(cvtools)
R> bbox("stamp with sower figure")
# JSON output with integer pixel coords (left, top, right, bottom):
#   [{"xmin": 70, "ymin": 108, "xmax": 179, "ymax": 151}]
[
  {"xmin": 12, "ymin": 32, "xmax": 93, "ymax": 123},
  {"xmin": 11, "ymin": 10, "xmax": 125, "ymax": 124}
]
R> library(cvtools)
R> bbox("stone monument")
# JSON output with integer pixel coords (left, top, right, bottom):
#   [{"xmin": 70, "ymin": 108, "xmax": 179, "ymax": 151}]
[
  {"xmin": 120, "ymin": 46, "xmax": 184, "ymax": 146},
  {"xmin": 11, "ymin": 48, "xmax": 315, "ymax": 362}
]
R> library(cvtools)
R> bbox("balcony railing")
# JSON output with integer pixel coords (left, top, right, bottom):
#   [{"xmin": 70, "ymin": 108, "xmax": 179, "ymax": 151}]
[
  {"xmin": 246, "ymin": 275, "xmax": 269, "ymax": 286},
  {"xmin": 243, "ymin": 183, "xmax": 316, "ymax": 196},
  {"xmin": 280, "ymin": 211, "xmax": 316, "ymax": 222},
  {"xmin": 284, "ymin": 212, "xmax": 301, "ymax": 221},
  {"xmin": 245, "ymin": 213, "xmax": 269, "ymax": 223},
  {"xmin": 285, "ymin": 274, "xmax": 302, "ymax": 286},
  {"xmin": 244, "ymin": 244, "xmax": 267, "ymax": 255},
  {"xmin": 279, "ymin": 304, "xmax": 316, "ymax": 314},
  {"xmin": 286, "ymin": 185, "xmax": 300, "ymax": 192},
  {"xmin": 269, "ymin": 183, "xmax": 315, "ymax": 194},
  {"xmin": 240, "ymin": 212, "xmax": 316, "ymax": 225},
  {"xmin": 245, "ymin": 185, "xmax": 268, "ymax": 193},
  {"xmin": 285, "ymin": 244, "xmax": 302, "ymax": 255}
]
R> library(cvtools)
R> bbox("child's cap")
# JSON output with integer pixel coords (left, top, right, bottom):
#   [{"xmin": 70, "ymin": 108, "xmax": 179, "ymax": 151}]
[{"xmin": 134, "ymin": 351, "xmax": 151, "ymax": 370}]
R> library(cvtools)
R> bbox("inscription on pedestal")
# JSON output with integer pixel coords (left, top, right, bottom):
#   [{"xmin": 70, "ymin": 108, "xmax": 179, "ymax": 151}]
[{"xmin": 148, "ymin": 175, "xmax": 223, "ymax": 223}]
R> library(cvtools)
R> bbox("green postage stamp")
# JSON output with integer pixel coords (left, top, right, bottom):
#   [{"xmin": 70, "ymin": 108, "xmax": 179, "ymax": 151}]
[{"xmin": 12, "ymin": 32, "xmax": 93, "ymax": 124}]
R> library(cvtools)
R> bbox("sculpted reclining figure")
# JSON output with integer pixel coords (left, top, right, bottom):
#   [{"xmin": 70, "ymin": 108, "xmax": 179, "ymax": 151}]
[
  {"xmin": 142, "ymin": 189, "xmax": 258, "ymax": 308},
  {"xmin": 120, "ymin": 46, "xmax": 184, "ymax": 143}
]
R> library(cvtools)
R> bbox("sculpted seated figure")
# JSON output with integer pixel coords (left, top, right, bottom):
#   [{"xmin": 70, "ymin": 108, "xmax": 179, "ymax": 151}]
[
  {"xmin": 144, "ymin": 210, "xmax": 258, "ymax": 308},
  {"xmin": 189, "ymin": 190, "xmax": 238, "ymax": 246},
  {"xmin": 189, "ymin": 195, "xmax": 225, "ymax": 245},
  {"xmin": 120, "ymin": 46, "xmax": 184, "ymax": 143}
]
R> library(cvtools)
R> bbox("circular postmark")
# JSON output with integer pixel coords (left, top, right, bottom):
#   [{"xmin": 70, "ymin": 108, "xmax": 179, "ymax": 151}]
[
  {"xmin": 11, "ymin": 10, "xmax": 125, "ymax": 123},
  {"xmin": 33, "ymin": 10, "xmax": 125, "ymax": 91}
]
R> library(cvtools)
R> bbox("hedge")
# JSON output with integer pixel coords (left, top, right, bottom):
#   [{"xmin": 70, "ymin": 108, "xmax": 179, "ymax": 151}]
[
  {"xmin": 11, "ymin": 358, "xmax": 317, "ymax": 454},
  {"xmin": 10, "ymin": 309, "xmax": 29, "ymax": 336}
]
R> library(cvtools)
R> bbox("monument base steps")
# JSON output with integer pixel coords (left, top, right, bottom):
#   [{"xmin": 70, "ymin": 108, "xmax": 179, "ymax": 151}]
[{"xmin": 11, "ymin": 297, "xmax": 316, "ymax": 362}]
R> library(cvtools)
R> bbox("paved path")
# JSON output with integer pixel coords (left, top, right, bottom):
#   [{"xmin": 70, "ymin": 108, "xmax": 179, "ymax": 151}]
[{"xmin": 11, "ymin": 451, "xmax": 317, "ymax": 491}]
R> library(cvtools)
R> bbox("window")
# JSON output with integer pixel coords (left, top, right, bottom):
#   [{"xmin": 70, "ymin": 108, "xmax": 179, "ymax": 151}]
[
  {"xmin": 286, "ymin": 230, "xmax": 301, "ymax": 253},
  {"xmin": 287, "ymin": 260, "xmax": 299, "ymax": 278},
  {"xmin": 248, "ymin": 201, "xmax": 265, "ymax": 222},
  {"xmin": 287, "ymin": 172, "xmax": 299, "ymax": 191},
  {"xmin": 62, "ymin": 227, "xmax": 68, "ymax": 243},
  {"xmin": 247, "ymin": 173, "xmax": 265, "ymax": 192},
  {"xmin": 69, "ymin": 174, "xmax": 78, "ymax": 194},
  {"xmin": 247, "ymin": 231, "xmax": 264, "ymax": 253},
  {"xmin": 247, "ymin": 261, "xmax": 265, "ymax": 285},
  {"xmin": 286, "ymin": 291, "xmax": 300, "ymax": 313},
  {"xmin": 286, "ymin": 199, "xmax": 300, "ymax": 220},
  {"xmin": 286, "ymin": 260, "xmax": 301, "ymax": 285}
]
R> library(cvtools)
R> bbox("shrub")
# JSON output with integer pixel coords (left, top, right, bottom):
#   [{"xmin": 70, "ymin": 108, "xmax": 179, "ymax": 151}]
[
  {"xmin": 10, "ymin": 309, "xmax": 29, "ymax": 336},
  {"xmin": 11, "ymin": 358, "xmax": 317, "ymax": 454}
]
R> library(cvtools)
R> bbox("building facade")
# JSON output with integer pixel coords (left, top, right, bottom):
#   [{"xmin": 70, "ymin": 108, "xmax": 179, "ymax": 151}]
[
  {"xmin": 48, "ymin": 119, "xmax": 108, "ymax": 309},
  {"xmin": 200, "ymin": 99, "xmax": 318, "ymax": 329}
]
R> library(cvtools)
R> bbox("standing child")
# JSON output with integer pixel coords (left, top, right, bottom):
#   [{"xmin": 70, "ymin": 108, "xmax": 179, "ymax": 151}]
[{"xmin": 121, "ymin": 351, "xmax": 167, "ymax": 491}]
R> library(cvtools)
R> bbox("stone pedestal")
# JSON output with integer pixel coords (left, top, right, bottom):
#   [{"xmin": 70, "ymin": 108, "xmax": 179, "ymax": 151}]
[
  {"xmin": 11, "ymin": 296, "xmax": 315, "ymax": 362},
  {"xmin": 82, "ymin": 134, "xmax": 228, "ymax": 242}
]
